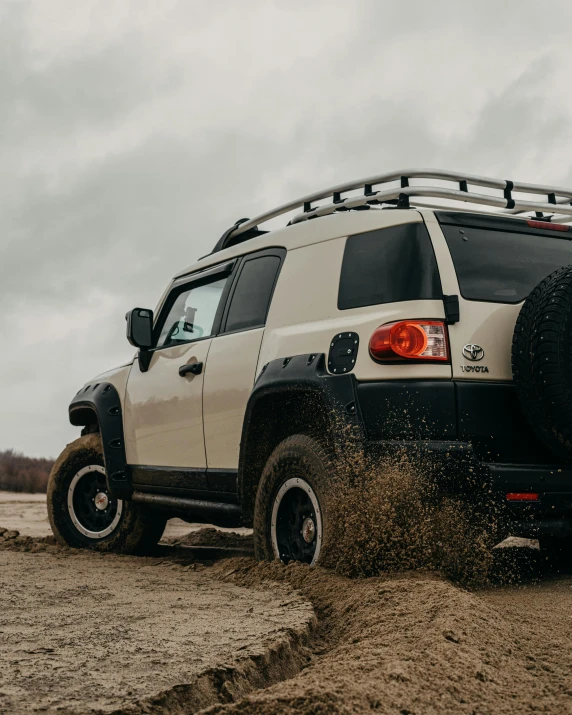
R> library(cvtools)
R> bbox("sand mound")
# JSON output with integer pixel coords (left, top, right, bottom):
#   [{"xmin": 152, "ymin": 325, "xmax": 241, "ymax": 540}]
[
  {"xmin": 165, "ymin": 526, "xmax": 254, "ymax": 552},
  {"xmin": 205, "ymin": 558, "xmax": 572, "ymax": 714}
]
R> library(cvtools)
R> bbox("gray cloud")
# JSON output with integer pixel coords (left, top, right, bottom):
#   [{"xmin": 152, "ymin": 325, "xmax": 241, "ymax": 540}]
[{"xmin": 2, "ymin": 0, "xmax": 572, "ymax": 456}]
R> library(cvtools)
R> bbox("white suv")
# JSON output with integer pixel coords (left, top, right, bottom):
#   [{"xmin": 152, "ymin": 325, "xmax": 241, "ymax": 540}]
[{"xmin": 48, "ymin": 169, "xmax": 572, "ymax": 562}]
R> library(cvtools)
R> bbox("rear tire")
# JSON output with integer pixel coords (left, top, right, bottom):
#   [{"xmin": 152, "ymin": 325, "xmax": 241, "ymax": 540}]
[
  {"xmin": 253, "ymin": 435, "xmax": 334, "ymax": 565},
  {"xmin": 47, "ymin": 433, "xmax": 166, "ymax": 553}
]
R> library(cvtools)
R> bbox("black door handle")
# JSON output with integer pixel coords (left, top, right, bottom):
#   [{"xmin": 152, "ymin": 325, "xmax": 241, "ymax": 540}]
[{"xmin": 178, "ymin": 362, "xmax": 203, "ymax": 377}]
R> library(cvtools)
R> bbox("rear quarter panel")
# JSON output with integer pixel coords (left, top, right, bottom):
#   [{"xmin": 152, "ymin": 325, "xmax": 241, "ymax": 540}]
[{"xmin": 258, "ymin": 211, "xmax": 451, "ymax": 381}]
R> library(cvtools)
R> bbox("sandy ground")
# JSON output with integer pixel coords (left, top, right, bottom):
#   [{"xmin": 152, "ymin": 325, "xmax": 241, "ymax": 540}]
[
  {"xmin": 0, "ymin": 547, "xmax": 312, "ymax": 714},
  {"xmin": 2, "ymin": 492, "xmax": 572, "ymax": 714}
]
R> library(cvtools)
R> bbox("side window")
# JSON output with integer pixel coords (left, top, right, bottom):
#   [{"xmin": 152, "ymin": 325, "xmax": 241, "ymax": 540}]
[
  {"xmin": 338, "ymin": 223, "xmax": 442, "ymax": 310},
  {"xmin": 224, "ymin": 255, "xmax": 282, "ymax": 333},
  {"xmin": 157, "ymin": 276, "xmax": 228, "ymax": 348}
]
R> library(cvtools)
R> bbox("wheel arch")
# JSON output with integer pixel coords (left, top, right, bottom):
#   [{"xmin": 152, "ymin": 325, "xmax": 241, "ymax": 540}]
[
  {"xmin": 237, "ymin": 353, "xmax": 363, "ymax": 523},
  {"xmin": 69, "ymin": 383, "xmax": 131, "ymax": 499}
]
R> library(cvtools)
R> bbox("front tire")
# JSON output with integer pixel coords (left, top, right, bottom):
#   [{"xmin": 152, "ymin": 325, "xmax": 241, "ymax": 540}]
[
  {"xmin": 47, "ymin": 433, "xmax": 166, "ymax": 553},
  {"xmin": 253, "ymin": 435, "xmax": 333, "ymax": 565}
]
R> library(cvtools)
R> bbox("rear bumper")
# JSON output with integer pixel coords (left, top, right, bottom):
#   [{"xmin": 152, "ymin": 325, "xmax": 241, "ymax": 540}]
[
  {"xmin": 356, "ymin": 378, "xmax": 572, "ymax": 539},
  {"xmin": 368, "ymin": 440, "xmax": 572, "ymax": 539},
  {"xmin": 491, "ymin": 463, "xmax": 572, "ymax": 538}
]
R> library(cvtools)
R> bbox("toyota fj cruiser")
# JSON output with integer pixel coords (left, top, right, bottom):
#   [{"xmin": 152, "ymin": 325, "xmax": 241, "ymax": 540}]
[{"xmin": 48, "ymin": 169, "xmax": 572, "ymax": 563}]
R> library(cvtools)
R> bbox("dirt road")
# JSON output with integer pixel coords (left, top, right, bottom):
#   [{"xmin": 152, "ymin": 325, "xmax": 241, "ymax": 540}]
[
  {"xmin": 0, "ymin": 544, "xmax": 313, "ymax": 714},
  {"xmin": 2, "ymin": 492, "xmax": 572, "ymax": 714}
]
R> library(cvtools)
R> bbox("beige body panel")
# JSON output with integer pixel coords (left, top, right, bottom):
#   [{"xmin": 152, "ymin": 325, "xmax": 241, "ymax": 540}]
[
  {"xmin": 421, "ymin": 211, "xmax": 518, "ymax": 381},
  {"xmin": 258, "ymin": 211, "xmax": 451, "ymax": 382},
  {"xmin": 202, "ymin": 328, "xmax": 264, "ymax": 469},
  {"xmin": 124, "ymin": 340, "xmax": 212, "ymax": 467}
]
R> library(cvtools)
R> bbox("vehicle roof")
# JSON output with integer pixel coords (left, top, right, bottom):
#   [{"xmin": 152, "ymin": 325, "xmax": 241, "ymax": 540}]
[{"xmin": 174, "ymin": 208, "xmax": 423, "ymax": 280}]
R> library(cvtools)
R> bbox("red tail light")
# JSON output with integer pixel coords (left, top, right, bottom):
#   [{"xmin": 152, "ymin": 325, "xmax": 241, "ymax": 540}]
[
  {"xmin": 506, "ymin": 493, "xmax": 539, "ymax": 501},
  {"xmin": 369, "ymin": 320, "xmax": 449, "ymax": 362}
]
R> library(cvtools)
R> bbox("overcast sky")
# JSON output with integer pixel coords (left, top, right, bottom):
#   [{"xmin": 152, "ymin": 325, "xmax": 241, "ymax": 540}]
[{"xmin": 3, "ymin": 0, "xmax": 572, "ymax": 457}]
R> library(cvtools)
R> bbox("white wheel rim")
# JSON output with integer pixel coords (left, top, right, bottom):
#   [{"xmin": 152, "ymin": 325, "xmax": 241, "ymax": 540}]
[
  {"xmin": 271, "ymin": 477, "xmax": 322, "ymax": 565},
  {"xmin": 67, "ymin": 465, "xmax": 123, "ymax": 539}
]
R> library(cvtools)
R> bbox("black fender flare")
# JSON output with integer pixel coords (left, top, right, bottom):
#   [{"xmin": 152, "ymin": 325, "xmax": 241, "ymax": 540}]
[
  {"xmin": 237, "ymin": 353, "xmax": 364, "ymax": 519},
  {"xmin": 68, "ymin": 382, "xmax": 132, "ymax": 499}
]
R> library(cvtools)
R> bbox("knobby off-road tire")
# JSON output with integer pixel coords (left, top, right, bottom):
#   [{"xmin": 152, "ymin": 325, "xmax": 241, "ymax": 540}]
[
  {"xmin": 47, "ymin": 433, "xmax": 166, "ymax": 553},
  {"xmin": 512, "ymin": 265, "xmax": 572, "ymax": 461},
  {"xmin": 253, "ymin": 435, "xmax": 335, "ymax": 566}
]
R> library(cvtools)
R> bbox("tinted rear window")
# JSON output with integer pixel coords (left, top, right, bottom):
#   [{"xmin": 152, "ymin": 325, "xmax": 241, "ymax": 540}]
[
  {"xmin": 338, "ymin": 223, "xmax": 442, "ymax": 310},
  {"xmin": 224, "ymin": 255, "xmax": 281, "ymax": 332},
  {"xmin": 441, "ymin": 223, "xmax": 572, "ymax": 303}
]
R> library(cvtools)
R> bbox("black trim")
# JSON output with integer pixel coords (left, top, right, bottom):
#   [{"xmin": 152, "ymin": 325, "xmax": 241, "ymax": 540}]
[
  {"xmin": 175, "ymin": 260, "xmax": 236, "ymax": 283},
  {"xmin": 456, "ymin": 381, "xmax": 560, "ymax": 463},
  {"xmin": 355, "ymin": 379, "xmax": 561, "ymax": 464},
  {"xmin": 489, "ymin": 463, "xmax": 572, "ymax": 493},
  {"xmin": 328, "ymin": 331, "xmax": 359, "ymax": 374},
  {"xmin": 357, "ymin": 381, "xmax": 457, "ymax": 441},
  {"xmin": 503, "ymin": 180, "xmax": 515, "ymax": 209},
  {"xmin": 69, "ymin": 382, "xmax": 131, "ymax": 499},
  {"xmin": 246, "ymin": 353, "xmax": 361, "ymax": 435},
  {"xmin": 207, "ymin": 468, "xmax": 238, "ymax": 493},
  {"xmin": 212, "ymin": 219, "xmax": 269, "ymax": 254},
  {"xmin": 131, "ymin": 465, "xmax": 208, "ymax": 491},
  {"xmin": 131, "ymin": 465, "xmax": 238, "ymax": 496},
  {"xmin": 443, "ymin": 294, "xmax": 460, "ymax": 324}
]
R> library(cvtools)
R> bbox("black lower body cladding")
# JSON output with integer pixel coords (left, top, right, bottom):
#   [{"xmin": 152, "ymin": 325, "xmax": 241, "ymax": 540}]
[
  {"xmin": 357, "ymin": 379, "xmax": 559, "ymax": 464},
  {"xmin": 355, "ymin": 379, "xmax": 572, "ymax": 539}
]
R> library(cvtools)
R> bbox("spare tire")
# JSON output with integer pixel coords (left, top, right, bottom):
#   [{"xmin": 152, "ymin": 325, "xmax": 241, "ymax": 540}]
[{"xmin": 512, "ymin": 265, "xmax": 572, "ymax": 461}]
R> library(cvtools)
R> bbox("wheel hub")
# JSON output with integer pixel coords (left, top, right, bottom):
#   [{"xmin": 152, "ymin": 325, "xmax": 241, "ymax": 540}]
[
  {"xmin": 301, "ymin": 517, "xmax": 316, "ymax": 543},
  {"xmin": 94, "ymin": 492, "xmax": 109, "ymax": 511}
]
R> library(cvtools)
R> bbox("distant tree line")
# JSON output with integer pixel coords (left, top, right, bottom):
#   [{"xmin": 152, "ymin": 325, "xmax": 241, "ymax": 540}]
[{"xmin": 0, "ymin": 450, "xmax": 54, "ymax": 493}]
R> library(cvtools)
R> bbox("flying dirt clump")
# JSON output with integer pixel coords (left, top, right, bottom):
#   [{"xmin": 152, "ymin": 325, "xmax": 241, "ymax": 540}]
[{"xmin": 321, "ymin": 441, "xmax": 505, "ymax": 586}]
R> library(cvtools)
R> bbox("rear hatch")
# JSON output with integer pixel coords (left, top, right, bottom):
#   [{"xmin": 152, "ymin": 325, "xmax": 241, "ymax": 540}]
[
  {"xmin": 434, "ymin": 211, "xmax": 572, "ymax": 463},
  {"xmin": 436, "ymin": 211, "xmax": 572, "ymax": 382}
]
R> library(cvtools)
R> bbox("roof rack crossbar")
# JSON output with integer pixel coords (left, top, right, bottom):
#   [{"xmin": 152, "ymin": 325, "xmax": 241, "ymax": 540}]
[{"xmin": 215, "ymin": 169, "xmax": 572, "ymax": 252}]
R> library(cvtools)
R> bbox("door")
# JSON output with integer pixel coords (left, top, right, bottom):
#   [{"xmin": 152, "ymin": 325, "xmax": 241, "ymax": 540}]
[
  {"xmin": 203, "ymin": 248, "xmax": 286, "ymax": 470},
  {"xmin": 124, "ymin": 268, "xmax": 233, "ymax": 468}
]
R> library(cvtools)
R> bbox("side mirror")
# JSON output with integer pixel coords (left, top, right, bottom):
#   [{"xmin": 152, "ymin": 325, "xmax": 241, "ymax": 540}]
[{"xmin": 126, "ymin": 308, "xmax": 153, "ymax": 349}]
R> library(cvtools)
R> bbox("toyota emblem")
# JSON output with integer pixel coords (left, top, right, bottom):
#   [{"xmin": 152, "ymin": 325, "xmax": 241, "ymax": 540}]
[{"xmin": 462, "ymin": 344, "xmax": 484, "ymax": 361}]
